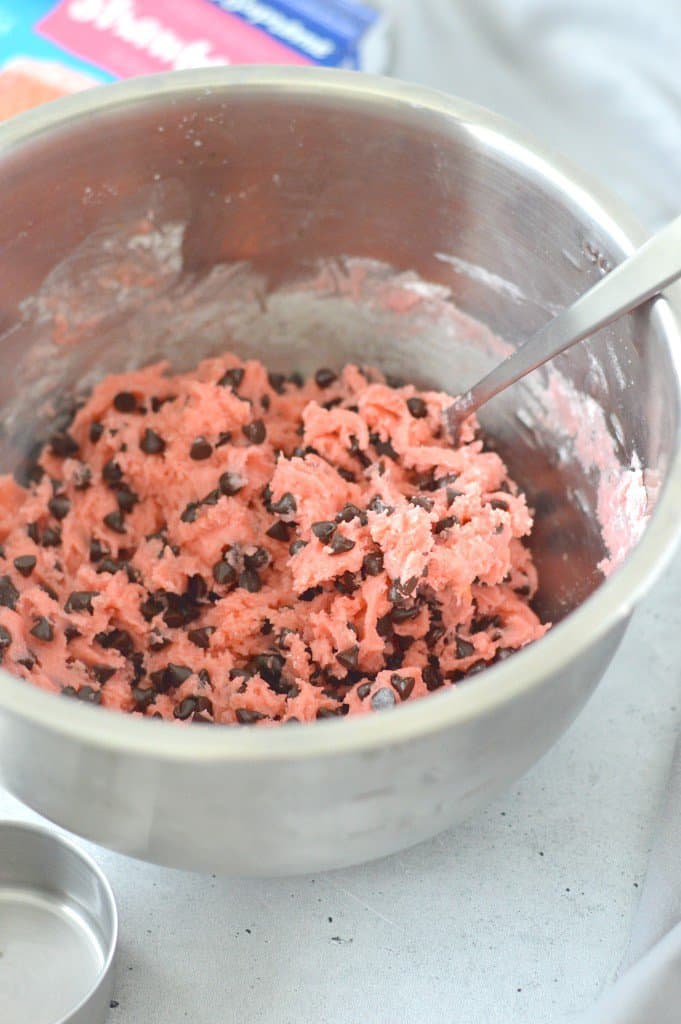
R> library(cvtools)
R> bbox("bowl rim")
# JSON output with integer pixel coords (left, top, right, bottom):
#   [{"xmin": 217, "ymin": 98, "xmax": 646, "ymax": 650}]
[{"xmin": 0, "ymin": 66, "xmax": 679, "ymax": 762}]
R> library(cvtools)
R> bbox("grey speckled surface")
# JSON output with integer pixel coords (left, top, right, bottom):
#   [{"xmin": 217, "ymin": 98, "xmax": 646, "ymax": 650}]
[
  {"xmin": 1, "ymin": 554, "xmax": 679, "ymax": 1024},
  {"xmin": 2, "ymin": 3, "xmax": 681, "ymax": 1021}
]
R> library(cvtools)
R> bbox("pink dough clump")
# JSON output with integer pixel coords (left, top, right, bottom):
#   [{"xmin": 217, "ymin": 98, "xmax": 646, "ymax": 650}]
[{"xmin": 0, "ymin": 356, "xmax": 548, "ymax": 724}]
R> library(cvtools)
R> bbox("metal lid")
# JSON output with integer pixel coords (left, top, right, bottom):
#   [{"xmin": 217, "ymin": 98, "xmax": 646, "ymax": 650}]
[{"xmin": 0, "ymin": 821, "xmax": 118, "ymax": 1024}]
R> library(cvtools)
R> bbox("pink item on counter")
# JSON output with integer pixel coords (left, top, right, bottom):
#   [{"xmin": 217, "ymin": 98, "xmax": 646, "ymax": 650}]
[{"xmin": 0, "ymin": 356, "xmax": 548, "ymax": 724}]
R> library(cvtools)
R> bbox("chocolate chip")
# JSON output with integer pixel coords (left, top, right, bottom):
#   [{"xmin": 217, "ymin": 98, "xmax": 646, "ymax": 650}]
[
  {"xmin": 299, "ymin": 586, "xmax": 322, "ymax": 602},
  {"xmin": 268, "ymin": 371, "xmax": 287, "ymax": 394},
  {"xmin": 174, "ymin": 697, "xmax": 198, "ymax": 720},
  {"xmin": 0, "ymin": 625, "xmax": 11, "ymax": 648},
  {"xmin": 190, "ymin": 437, "xmax": 213, "ymax": 460},
  {"xmin": 335, "ymin": 571, "xmax": 359, "ymax": 595},
  {"xmin": 151, "ymin": 663, "xmax": 192, "ymax": 693},
  {"xmin": 311, "ymin": 521, "xmax": 336, "ymax": 542},
  {"xmin": 239, "ymin": 569, "xmax": 262, "ymax": 593},
  {"xmin": 132, "ymin": 685, "xmax": 156, "ymax": 709},
  {"xmin": 456, "ymin": 637, "xmax": 475, "ymax": 659},
  {"xmin": 250, "ymin": 651, "xmax": 286, "ymax": 691},
  {"xmin": 216, "ymin": 431, "xmax": 232, "ymax": 447},
  {"xmin": 289, "ymin": 539, "xmax": 307, "ymax": 556},
  {"xmin": 218, "ymin": 367, "xmax": 244, "ymax": 389},
  {"xmin": 362, "ymin": 552, "xmax": 383, "ymax": 576},
  {"xmin": 270, "ymin": 492, "xmax": 297, "ymax": 515},
  {"xmin": 244, "ymin": 547, "xmax": 269, "ymax": 571},
  {"xmin": 73, "ymin": 685, "xmax": 102, "ymax": 705},
  {"xmin": 140, "ymin": 428, "xmax": 166, "ymax": 454},
  {"xmin": 356, "ymin": 682, "xmax": 371, "ymax": 700},
  {"xmin": 92, "ymin": 665, "xmax": 116, "ymax": 683},
  {"xmin": 13, "ymin": 555, "xmax": 36, "ymax": 577},
  {"xmin": 96, "ymin": 558, "xmax": 125, "ymax": 575},
  {"xmin": 113, "ymin": 391, "xmax": 137, "ymax": 412},
  {"xmin": 266, "ymin": 520, "xmax": 291, "ymax": 541},
  {"xmin": 88, "ymin": 539, "xmax": 107, "ymax": 563},
  {"xmin": 103, "ymin": 509, "xmax": 126, "ymax": 533},
  {"xmin": 96, "ymin": 628, "xmax": 133, "ymax": 656},
  {"xmin": 390, "ymin": 604, "xmax": 420, "ymax": 624},
  {"xmin": 101, "ymin": 460, "xmax": 123, "ymax": 486},
  {"xmin": 30, "ymin": 616, "xmax": 53, "ymax": 642},
  {"xmin": 89, "ymin": 422, "xmax": 104, "ymax": 443},
  {"xmin": 425, "ymin": 623, "xmax": 446, "ymax": 647},
  {"xmin": 490, "ymin": 498, "xmax": 509, "ymax": 511},
  {"xmin": 371, "ymin": 687, "xmax": 396, "ymax": 711},
  {"xmin": 0, "ymin": 576, "xmax": 19, "ymax": 610},
  {"xmin": 180, "ymin": 503, "xmax": 199, "ymax": 524},
  {"xmin": 48, "ymin": 494, "xmax": 71, "ymax": 520},
  {"xmin": 376, "ymin": 613, "xmax": 393, "ymax": 638},
  {"xmin": 369, "ymin": 432, "xmax": 398, "ymax": 461},
  {"xmin": 316, "ymin": 705, "xmax": 348, "ymax": 719},
  {"xmin": 188, "ymin": 627, "xmax": 214, "ymax": 650},
  {"xmin": 336, "ymin": 503, "xmax": 362, "ymax": 523},
  {"xmin": 242, "ymin": 419, "xmax": 266, "ymax": 444},
  {"xmin": 219, "ymin": 472, "xmax": 243, "ymax": 496},
  {"xmin": 337, "ymin": 645, "xmax": 359, "ymax": 671},
  {"xmin": 212, "ymin": 561, "xmax": 237, "ymax": 587},
  {"xmin": 49, "ymin": 431, "xmax": 79, "ymax": 458},
  {"xmin": 65, "ymin": 591, "xmax": 97, "ymax": 614},
  {"xmin": 328, "ymin": 532, "xmax": 354, "ymax": 555},
  {"xmin": 446, "ymin": 487, "xmax": 462, "ymax": 505},
  {"xmin": 289, "ymin": 371, "xmax": 304, "ymax": 388},
  {"xmin": 367, "ymin": 495, "xmax": 391, "ymax": 514},
  {"xmin": 423, "ymin": 664, "xmax": 443, "ymax": 690},
  {"xmin": 41, "ymin": 525, "xmax": 62, "ymax": 547},
  {"xmin": 140, "ymin": 594, "xmax": 164, "ymax": 621},
  {"xmin": 433, "ymin": 515, "xmax": 457, "ymax": 535},
  {"xmin": 115, "ymin": 487, "xmax": 138, "ymax": 513},
  {"xmin": 337, "ymin": 467, "xmax": 357, "ymax": 483},
  {"xmin": 406, "ymin": 396, "xmax": 428, "ymax": 418},
  {"xmin": 410, "ymin": 495, "xmax": 434, "ymax": 511},
  {"xmin": 391, "ymin": 674, "xmax": 415, "ymax": 700},
  {"xmin": 315, "ymin": 367, "xmax": 337, "ymax": 389},
  {"xmin": 235, "ymin": 708, "xmax": 265, "ymax": 724}
]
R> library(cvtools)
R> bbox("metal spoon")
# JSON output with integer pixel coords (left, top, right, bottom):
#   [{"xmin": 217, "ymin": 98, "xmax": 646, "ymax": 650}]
[{"xmin": 446, "ymin": 213, "xmax": 681, "ymax": 436}]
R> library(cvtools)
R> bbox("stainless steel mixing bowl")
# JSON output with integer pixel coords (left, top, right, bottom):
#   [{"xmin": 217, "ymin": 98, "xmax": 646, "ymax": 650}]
[{"xmin": 0, "ymin": 69, "xmax": 678, "ymax": 876}]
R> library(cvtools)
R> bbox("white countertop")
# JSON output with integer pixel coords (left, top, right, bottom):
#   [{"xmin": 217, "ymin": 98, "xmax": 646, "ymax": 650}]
[
  {"xmin": 3, "ymin": 3, "xmax": 681, "ymax": 1022},
  {"xmin": 2, "ymin": 553, "xmax": 679, "ymax": 1024}
]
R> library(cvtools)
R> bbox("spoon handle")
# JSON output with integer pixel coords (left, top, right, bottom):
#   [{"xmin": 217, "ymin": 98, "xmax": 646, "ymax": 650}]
[{"xmin": 450, "ymin": 212, "xmax": 681, "ymax": 425}]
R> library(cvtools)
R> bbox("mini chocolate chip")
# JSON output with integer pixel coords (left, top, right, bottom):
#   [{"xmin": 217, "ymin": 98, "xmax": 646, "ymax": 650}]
[
  {"xmin": 41, "ymin": 526, "xmax": 62, "ymax": 547},
  {"xmin": 95, "ymin": 628, "xmax": 133, "ymax": 656},
  {"xmin": 239, "ymin": 569, "xmax": 262, "ymax": 593},
  {"xmin": 371, "ymin": 687, "xmax": 396, "ymax": 711},
  {"xmin": 337, "ymin": 467, "xmax": 357, "ymax": 483},
  {"xmin": 385, "ymin": 373, "xmax": 405, "ymax": 388},
  {"xmin": 201, "ymin": 489, "xmax": 220, "ymax": 507},
  {"xmin": 13, "ymin": 555, "xmax": 36, "ymax": 577},
  {"xmin": 65, "ymin": 591, "xmax": 97, "ymax": 614},
  {"xmin": 362, "ymin": 552, "xmax": 383, "ymax": 576},
  {"xmin": 367, "ymin": 495, "xmax": 392, "ymax": 514},
  {"xmin": 190, "ymin": 437, "xmax": 213, "ymax": 460},
  {"xmin": 216, "ymin": 431, "xmax": 232, "ymax": 447},
  {"xmin": 289, "ymin": 371, "xmax": 305, "ymax": 388},
  {"xmin": 48, "ymin": 494, "xmax": 71, "ymax": 520},
  {"xmin": 456, "ymin": 637, "xmax": 475, "ymax": 659},
  {"xmin": 410, "ymin": 495, "xmax": 434, "ymax": 511},
  {"xmin": 104, "ymin": 509, "xmax": 126, "ymax": 533},
  {"xmin": 317, "ymin": 706, "xmax": 348, "ymax": 719},
  {"xmin": 116, "ymin": 487, "xmax": 138, "ymax": 513},
  {"xmin": 446, "ymin": 487, "xmax": 462, "ymax": 505},
  {"xmin": 369, "ymin": 432, "xmax": 398, "ymax": 461},
  {"xmin": 150, "ymin": 395, "xmax": 174, "ymax": 412},
  {"xmin": 102, "ymin": 459, "xmax": 123, "ymax": 486},
  {"xmin": 93, "ymin": 665, "xmax": 116, "ymax": 683},
  {"xmin": 236, "ymin": 708, "xmax": 265, "ymax": 724},
  {"xmin": 73, "ymin": 464, "xmax": 92, "ymax": 491},
  {"xmin": 153, "ymin": 664, "xmax": 192, "ymax": 692},
  {"xmin": 311, "ymin": 521, "xmax": 336, "ymax": 542},
  {"xmin": 315, "ymin": 368, "xmax": 337, "ymax": 389},
  {"xmin": 113, "ymin": 391, "xmax": 137, "ymax": 412},
  {"xmin": 357, "ymin": 682, "xmax": 372, "ymax": 700},
  {"xmin": 406, "ymin": 396, "xmax": 428, "ymax": 418},
  {"xmin": 174, "ymin": 697, "xmax": 198, "ymax": 720},
  {"xmin": 0, "ymin": 625, "xmax": 11, "ymax": 648},
  {"xmin": 89, "ymin": 422, "xmax": 104, "ymax": 443},
  {"xmin": 50, "ymin": 431, "xmax": 79, "ymax": 458},
  {"xmin": 490, "ymin": 498, "xmax": 509, "ymax": 511},
  {"xmin": 0, "ymin": 576, "xmax": 19, "ymax": 610},
  {"xmin": 96, "ymin": 558, "xmax": 124, "ymax": 575},
  {"xmin": 376, "ymin": 613, "xmax": 393, "ymax": 638},
  {"xmin": 299, "ymin": 586, "xmax": 322, "ymax": 602},
  {"xmin": 188, "ymin": 627, "xmax": 214, "ymax": 649},
  {"xmin": 75, "ymin": 685, "xmax": 102, "ymax": 704},
  {"xmin": 329, "ymin": 532, "xmax": 355, "ymax": 555},
  {"xmin": 391, "ymin": 674, "xmax": 415, "ymax": 700},
  {"xmin": 141, "ymin": 595, "xmax": 165, "ymax": 621},
  {"xmin": 260, "ymin": 394, "xmax": 271, "ymax": 412},
  {"xmin": 289, "ymin": 539, "xmax": 307, "ymax": 556},
  {"xmin": 180, "ymin": 503, "xmax": 199, "ymax": 524},
  {"xmin": 390, "ymin": 604, "xmax": 420, "ymax": 623},
  {"xmin": 17, "ymin": 653, "xmax": 36, "ymax": 670},
  {"xmin": 218, "ymin": 367, "xmax": 244, "ymax": 389},
  {"xmin": 337, "ymin": 645, "xmax": 359, "ymax": 671},
  {"xmin": 140, "ymin": 428, "xmax": 166, "ymax": 454},
  {"xmin": 423, "ymin": 664, "xmax": 443, "ymax": 691},
  {"xmin": 30, "ymin": 616, "xmax": 53, "ymax": 642},
  {"xmin": 64, "ymin": 625, "xmax": 81, "ymax": 642},
  {"xmin": 335, "ymin": 571, "xmax": 359, "ymax": 595},
  {"xmin": 433, "ymin": 515, "xmax": 457, "ymax": 535},
  {"xmin": 148, "ymin": 630, "xmax": 170, "ymax": 651},
  {"xmin": 270, "ymin": 492, "xmax": 297, "ymax": 515},
  {"xmin": 212, "ymin": 561, "xmax": 237, "ymax": 587},
  {"xmin": 336, "ymin": 503, "xmax": 362, "ymax": 523},
  {"xmin": 219, "ymin": 471, "xmax": 243, "ymax": 496},
  {"xmin": 244, "ymin": 547, "xmax": 269, "ymax": 571},
  {"xmin": 132, "ymin": 685, "xmax": 156, "ymax": 709},
  {"xmin": 268, "ymin": 372, "xmax": 287, "ymax": 394},
  {"xmin": 89, "ymin": 538, "xmax": 108, "ymax": 563},
  {"xmin": 266, "ymin": 520, "xmax": 291, "ymax": 541},
  {"xmin": 242, "ymin": 419, "xmax": 266, "ymax": 444}
]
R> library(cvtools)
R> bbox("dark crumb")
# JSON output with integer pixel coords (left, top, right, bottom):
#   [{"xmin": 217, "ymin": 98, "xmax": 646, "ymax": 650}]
[{"xmin": 109, "ymin": 1000, "xmax": 120, "ymax": 1009}]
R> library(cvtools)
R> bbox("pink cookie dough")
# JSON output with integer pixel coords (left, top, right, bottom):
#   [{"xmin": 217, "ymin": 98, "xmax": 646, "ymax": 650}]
[{"xmin": 0, "ymin": 356, "xmax": 548, "ymax": 725}]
